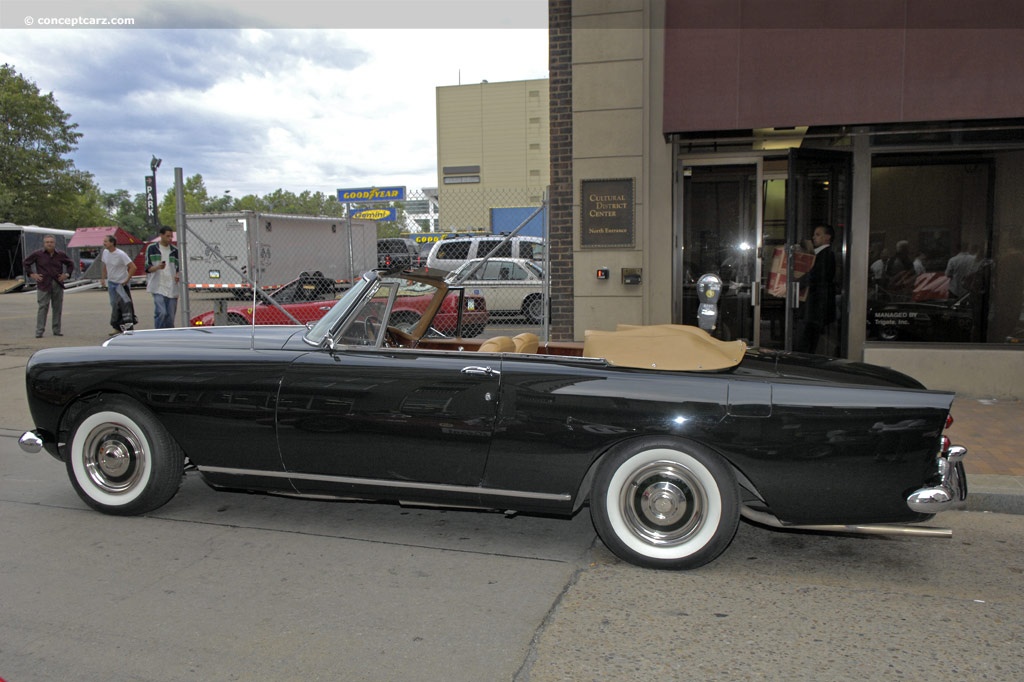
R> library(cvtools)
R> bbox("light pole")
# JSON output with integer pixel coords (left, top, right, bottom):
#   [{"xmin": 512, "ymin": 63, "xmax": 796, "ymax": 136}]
[{"xmin": 147, "ymin": 156, "xmax": 162, "ymax": 226}]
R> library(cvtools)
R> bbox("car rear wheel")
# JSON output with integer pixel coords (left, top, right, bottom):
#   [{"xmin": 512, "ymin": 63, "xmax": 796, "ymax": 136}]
[
  {"xmin": 66, "ymin": 396, "xmax": 185, "ymax": 515},
  {"xmin": 591, "ymin": 437, "xmax": 740, "ymax": 570},
  {"xmin": 227, "ymin": 312, "xmax": 249, "ymax": 325},
  {"xmin": 523, "ymin": 295, "xmax": 544, "ymax": 323},
  {"xmin": 879, "ymin": 325, "xmax": 899, "ymax": 341}
]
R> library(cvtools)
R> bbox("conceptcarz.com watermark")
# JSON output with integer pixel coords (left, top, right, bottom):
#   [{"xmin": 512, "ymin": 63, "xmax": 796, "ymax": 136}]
[{"xmin": 23, "ymin": 15, "xmax": 136, "ymax": 27}]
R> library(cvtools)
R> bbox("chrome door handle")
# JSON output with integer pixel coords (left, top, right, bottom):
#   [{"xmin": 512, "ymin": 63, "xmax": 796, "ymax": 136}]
[{"xmin": 461, "ymin": 366, "xmax": 500, "ymax": 377}]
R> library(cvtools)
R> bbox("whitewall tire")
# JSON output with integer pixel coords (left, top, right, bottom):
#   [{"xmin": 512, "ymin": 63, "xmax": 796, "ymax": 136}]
[
  {"xmin": 66, "ymin": 396, "xmax": 184, "ymax": 515},
  {"xmin": 591, "ymin": 438, "xmax": 740, "ymax": 570}
]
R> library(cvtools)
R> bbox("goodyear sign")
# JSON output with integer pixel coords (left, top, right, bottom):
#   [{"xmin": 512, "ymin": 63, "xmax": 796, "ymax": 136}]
[
  {"xmin": 352, "ymin": 207, "xmax": 397, "ymax": 222},
  {"xmin": 414, "ymin": 232, "xmax": 478, "ymax": 244},
  {"xmin": 337, "ymin": 186, "xmax": 406, "ymax": 202}
]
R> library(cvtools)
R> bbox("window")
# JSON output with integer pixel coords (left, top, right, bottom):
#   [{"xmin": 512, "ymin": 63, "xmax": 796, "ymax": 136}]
[
  {"xmin": 867, "ymin": 151, "xmax": 1024, "ymax": 344},
  {"xmin": 519, "ymin": 241, "xmax": 540, "ymax": 259},
  {"xmin": 435, "ymin": 241, "xmax": 471, "ymax": 261}
]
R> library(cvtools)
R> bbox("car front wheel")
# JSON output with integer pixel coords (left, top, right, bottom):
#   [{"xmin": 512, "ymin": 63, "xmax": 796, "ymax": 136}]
[
  {"xmin": 591, "ymin": 437, "xmax": 740, "ymax": 569},
  {"xmin": 66, "ymin": 396, "xmax": 185, "ymax": 515}
]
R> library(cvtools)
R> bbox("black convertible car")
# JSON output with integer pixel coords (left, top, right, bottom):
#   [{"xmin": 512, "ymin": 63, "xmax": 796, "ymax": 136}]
[{"xmin": 19, "ymin": 268, "xmax": 968, "ymax": 569}]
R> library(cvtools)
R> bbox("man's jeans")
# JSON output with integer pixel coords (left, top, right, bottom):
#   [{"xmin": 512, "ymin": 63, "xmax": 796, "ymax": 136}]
[
  {"xmin": 153, "ymin": 293, "xmax": 178, "ymax": 328},
  {"xmin": 107, "ymin": 280, "xmax": 130, "ymax": 307},
  {"xmin": 36, "ymin": 286, "xmax": 65, "ymax": 336}
]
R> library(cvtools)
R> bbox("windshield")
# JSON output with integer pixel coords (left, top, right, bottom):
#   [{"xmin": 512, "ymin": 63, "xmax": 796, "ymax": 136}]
[{"xmin": 303, "ymin": 271, "xmax": 379, "ymax": 346}]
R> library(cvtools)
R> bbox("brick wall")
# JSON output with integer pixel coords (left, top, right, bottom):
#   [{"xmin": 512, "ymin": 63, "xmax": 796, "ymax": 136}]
[{"xmin": 548, "ymin": 0, "xmax": 574, "ymax": 340}]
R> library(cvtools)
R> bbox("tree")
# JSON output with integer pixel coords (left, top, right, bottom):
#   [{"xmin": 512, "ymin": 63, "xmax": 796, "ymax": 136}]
[
  {"xmin": 0, "ymin": 63, "xmax": 107, "ymax": 227},
  {"xmin": 105, "ymin": 189, "xmax": 151, "ymax": 238},
  {"xmin": 156, "ymin": 173, "xmax": 219, "ymax": 225}
]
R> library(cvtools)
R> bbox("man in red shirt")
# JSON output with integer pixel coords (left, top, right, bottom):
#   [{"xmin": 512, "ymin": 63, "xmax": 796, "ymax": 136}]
[{"xmin": 23, "ymin": 234, "xmax": 75, "ymax": 338}]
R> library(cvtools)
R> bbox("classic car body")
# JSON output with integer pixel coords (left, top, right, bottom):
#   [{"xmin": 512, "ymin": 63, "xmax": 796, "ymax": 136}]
[
  {"xmin": 20, "ymin": 268, "xmax": 967, "ymax": 569},
  {"xmin": 447, "ymin": 257, "xmax": 545, "ymax": 323},
  {"xmin": 189, "ymin": 272, "xmax": 488, "ymax": 337}
]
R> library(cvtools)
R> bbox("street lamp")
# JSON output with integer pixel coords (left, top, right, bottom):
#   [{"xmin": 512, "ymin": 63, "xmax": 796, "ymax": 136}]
[{"xmin": 147, "ymin": 156, "xmax": 163, "ymax": 226}]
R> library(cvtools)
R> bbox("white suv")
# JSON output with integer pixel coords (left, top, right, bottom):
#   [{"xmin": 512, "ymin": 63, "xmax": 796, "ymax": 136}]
[{"xmin": 426, "ymin": 235, "xmax": 544, "ymax": 272}]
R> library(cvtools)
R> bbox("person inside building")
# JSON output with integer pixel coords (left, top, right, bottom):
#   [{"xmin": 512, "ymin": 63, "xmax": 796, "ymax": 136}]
[
  {"xmin": 23, "ymin": 234, "xmax": 75, "ymax": 338},
  {"xmin": 144, "ymin": 226, "xmax": 180, "ymax": 328},
  {"xmin": 946, "ymin": 243, "xmax": 979, "ymax": 299},
  {"xmin": 797, "ymin": 224, "xmax": 837, "ymax": 354}
]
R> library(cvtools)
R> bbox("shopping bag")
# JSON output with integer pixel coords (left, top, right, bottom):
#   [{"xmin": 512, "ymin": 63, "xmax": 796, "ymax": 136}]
[{"xmin": 110, "ymin": 285, "xmax": 138, "ymax": 330}]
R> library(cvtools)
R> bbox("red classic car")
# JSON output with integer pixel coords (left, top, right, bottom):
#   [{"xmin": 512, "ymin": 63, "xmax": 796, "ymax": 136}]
[{"xmin": 190, "ymin": 272, "xmax": 488, "ymax": 337}]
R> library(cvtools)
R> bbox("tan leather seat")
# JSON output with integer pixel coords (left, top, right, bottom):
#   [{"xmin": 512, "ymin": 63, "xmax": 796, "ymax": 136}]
[
  {"xmin": 512, "ymin": 332, "xmax": 539, "ymax": 354},
  {"xmin": 478, "ymin": 336, "xmax": 515, "ymax": 353}
]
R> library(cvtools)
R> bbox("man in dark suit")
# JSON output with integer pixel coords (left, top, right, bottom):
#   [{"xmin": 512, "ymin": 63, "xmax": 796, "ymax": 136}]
[{"xmin": 798, "ymin": 224, "xmax": 837, "ymax": 354}]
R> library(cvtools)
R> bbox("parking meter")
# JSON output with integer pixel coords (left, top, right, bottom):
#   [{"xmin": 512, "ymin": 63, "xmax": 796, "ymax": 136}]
[{"xmin": 696, "ymin": 273, "xmax": 723, "ymax": 331}]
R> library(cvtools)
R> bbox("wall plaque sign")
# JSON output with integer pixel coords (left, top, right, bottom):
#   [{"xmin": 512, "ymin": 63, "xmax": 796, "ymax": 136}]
[{"xmin": 581, "ymin": 178, "xmax": 635, "ymax": 248}]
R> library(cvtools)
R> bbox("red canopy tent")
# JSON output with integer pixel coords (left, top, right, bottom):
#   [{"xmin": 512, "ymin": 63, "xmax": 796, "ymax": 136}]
[
  {"xmin": 68, "ymin": 226, "xmax": 143, "ymax": 248},
  {"xmin": 71, "ymin": 227, "xmax": 144, "ymax": 279}
]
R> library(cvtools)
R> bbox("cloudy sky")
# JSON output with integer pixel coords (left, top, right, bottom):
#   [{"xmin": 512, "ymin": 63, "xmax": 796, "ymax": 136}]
[{"xmin": 0, "ymin": 0, "xmax": 549, "ymax": 203}]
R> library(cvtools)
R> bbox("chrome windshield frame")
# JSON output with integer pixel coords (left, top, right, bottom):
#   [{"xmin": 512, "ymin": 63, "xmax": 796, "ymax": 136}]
[{"xmin": 302, "ymin": 271, "xmax": 381, "ymax": 348}]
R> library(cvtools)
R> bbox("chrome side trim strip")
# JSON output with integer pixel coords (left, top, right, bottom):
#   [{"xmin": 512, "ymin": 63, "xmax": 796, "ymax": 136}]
[{"xmin": 197, "ymin": 465, "xmax": 572, "ymax": 503}]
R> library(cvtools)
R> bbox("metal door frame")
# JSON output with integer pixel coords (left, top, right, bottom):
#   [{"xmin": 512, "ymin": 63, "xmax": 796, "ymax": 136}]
[{"xmin": 674, "ymin": 155, "xmax": 764, "ymax": 346}]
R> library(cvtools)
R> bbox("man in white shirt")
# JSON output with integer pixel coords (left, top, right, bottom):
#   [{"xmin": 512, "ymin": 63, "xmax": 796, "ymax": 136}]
[
  {"xmin": 100, "ymin": 235, "xmax": 138, "ymax": 333},
  {"xmin": 144, "ymin": 226, "xmax": 181, "ymax": 328}
]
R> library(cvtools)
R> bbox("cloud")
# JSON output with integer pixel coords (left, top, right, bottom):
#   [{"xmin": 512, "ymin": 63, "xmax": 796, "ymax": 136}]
[{"xmin": 0, "ymin": 24, "xmax": 548, "ymax": 201}]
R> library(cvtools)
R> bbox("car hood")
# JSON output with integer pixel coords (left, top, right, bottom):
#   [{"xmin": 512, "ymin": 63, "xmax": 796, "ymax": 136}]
[
  {"xmin": 104, "ymin": 326, "xmax": 310, "ymax": 351},
  {"xmin": 739, "ymin": 348, "xmax": 931, "ymax": 390}
]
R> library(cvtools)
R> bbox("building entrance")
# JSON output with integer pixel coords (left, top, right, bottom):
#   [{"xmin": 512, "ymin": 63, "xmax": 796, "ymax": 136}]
[{"xmin": 676, "ymin": 150, "xmax": 852, "ymax": 355}]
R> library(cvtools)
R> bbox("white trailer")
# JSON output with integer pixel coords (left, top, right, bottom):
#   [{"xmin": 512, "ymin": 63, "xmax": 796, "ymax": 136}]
[{"xmin": 182, "ymin": 212, "xmax": 377, "ymax": 292}]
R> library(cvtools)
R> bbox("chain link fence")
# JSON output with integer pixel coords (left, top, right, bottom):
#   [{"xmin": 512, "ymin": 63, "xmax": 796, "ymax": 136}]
[{"xmin": 179, "ymin": 187, "xmax": 549, "ymax": 339}]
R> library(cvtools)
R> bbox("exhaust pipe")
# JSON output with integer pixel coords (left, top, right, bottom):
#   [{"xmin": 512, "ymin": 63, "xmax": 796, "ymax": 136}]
[{"xmin": 741, "ymin": 506, "xmax": 952, "ymax": 538}]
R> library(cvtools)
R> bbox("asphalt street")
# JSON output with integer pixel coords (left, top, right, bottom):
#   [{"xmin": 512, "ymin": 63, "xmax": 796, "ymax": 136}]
[{"xmin": 2, "ymin": 285, "xmax": 1022, "ymax": 680}]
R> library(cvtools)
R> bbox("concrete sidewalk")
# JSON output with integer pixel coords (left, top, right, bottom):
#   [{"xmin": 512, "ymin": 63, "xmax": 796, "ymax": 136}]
[{"xmin": 2, "ymin": 285, "xmax": 1021, "ymax": 513}]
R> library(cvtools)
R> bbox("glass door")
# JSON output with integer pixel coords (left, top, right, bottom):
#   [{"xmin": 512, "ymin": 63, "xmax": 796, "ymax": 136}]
[
  {"xmin": 677, "ymin": 161, "xmax": 762, "ymax": 345},
  {"xmin": 782, "ymin": 148, "xmax": 852, "ymax": 355}
]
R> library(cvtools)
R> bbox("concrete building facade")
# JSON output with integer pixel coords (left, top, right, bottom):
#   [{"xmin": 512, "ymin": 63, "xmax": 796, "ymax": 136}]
[
  {"xmin": 549, "ymin": 0, "xmax": 1024, "ymax": 398},
  {"xmin": 436, "ymin": 79, "xmax": 550, "ymax": 233}
]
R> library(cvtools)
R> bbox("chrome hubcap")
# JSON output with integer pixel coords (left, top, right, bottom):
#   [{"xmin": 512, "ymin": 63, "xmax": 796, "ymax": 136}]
[
  {"xmin": 82, "ymin": 424, "xmax": 147, "ymax": 494},
  {"xmin": 98, "ymin": 440, "xmax": 132, "ymax": 478},
  {"xmin": 621, "ymin": 459, "xmax": 706, "ymax": 546}
]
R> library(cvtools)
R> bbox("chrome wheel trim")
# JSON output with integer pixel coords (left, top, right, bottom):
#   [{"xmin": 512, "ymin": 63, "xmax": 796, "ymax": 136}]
[
  {"xmin": 621, "ymin": 461, "xmax": 705, "ymax": 544},
  {"xmin": 71, "ymin": 411, "xmax": 151, "ymax": 506},
  {"xmin": 605, "ymin": 449, "xmax": 722, "ymax": 560}
]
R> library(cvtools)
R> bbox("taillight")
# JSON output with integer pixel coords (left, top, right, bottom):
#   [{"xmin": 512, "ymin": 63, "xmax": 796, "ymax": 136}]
[{"xmin": 945, "ymin": 414, "xmax": 954, "ymax": 429}]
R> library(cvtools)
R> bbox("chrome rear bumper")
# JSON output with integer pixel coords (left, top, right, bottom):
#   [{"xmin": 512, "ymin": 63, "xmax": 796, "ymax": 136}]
[{"xmin": 907, "ymin": 444, "xmax": 968, "ymax": 513}]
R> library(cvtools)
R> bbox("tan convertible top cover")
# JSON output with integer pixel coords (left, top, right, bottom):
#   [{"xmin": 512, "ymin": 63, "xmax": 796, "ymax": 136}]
[{"xmin": 583, "ymin": 324, "xmax": 747, "ymax": 371}]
